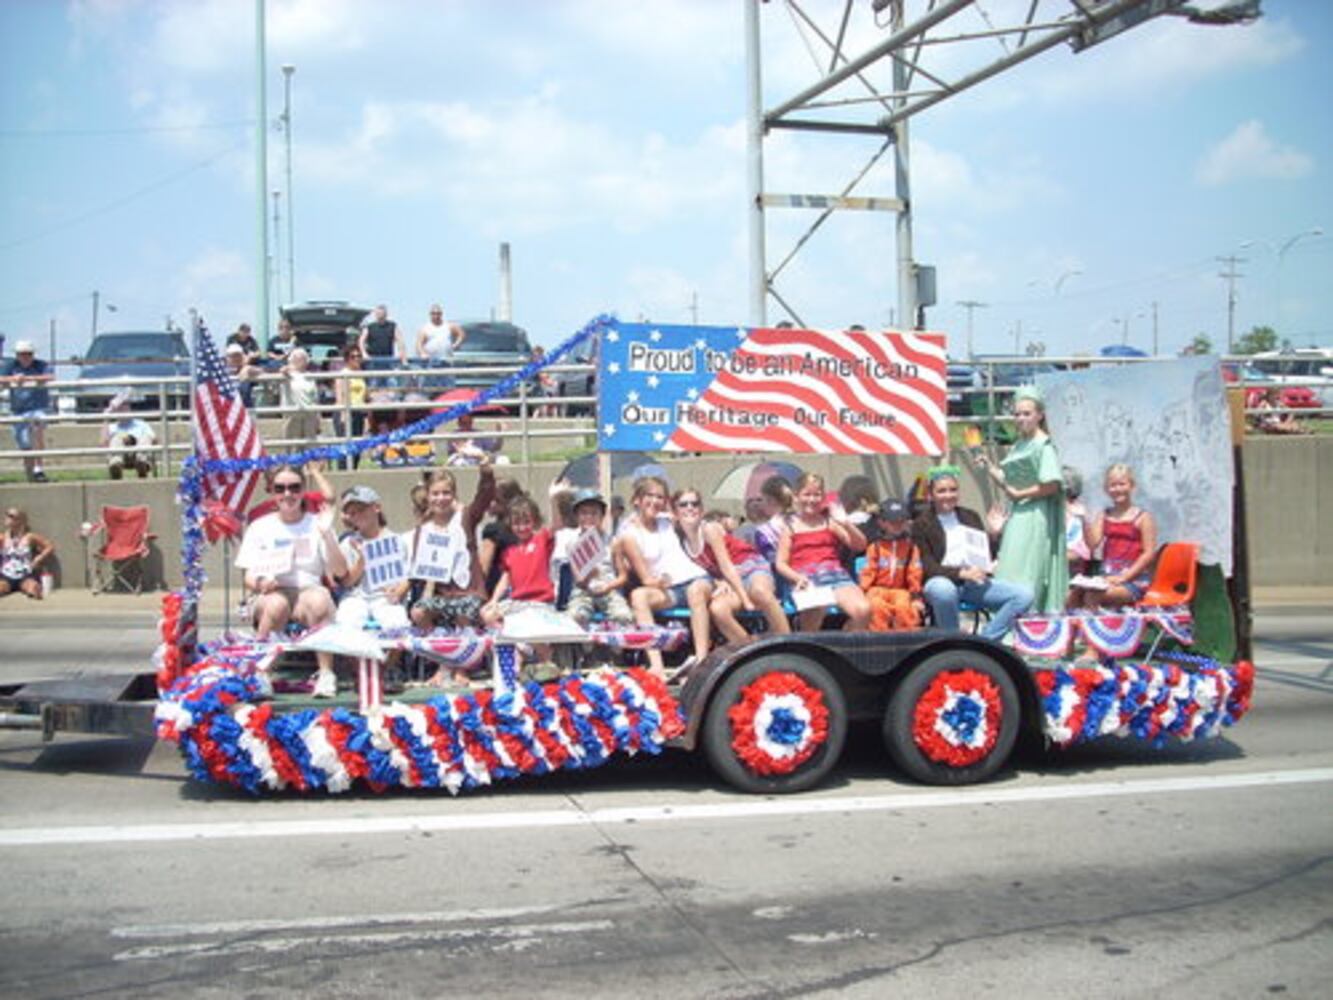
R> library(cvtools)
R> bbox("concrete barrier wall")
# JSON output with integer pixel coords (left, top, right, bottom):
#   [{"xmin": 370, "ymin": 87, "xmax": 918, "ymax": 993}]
[{"xmin": 2, "ymin": 437, "xmax": 1329, "ymax": 591}]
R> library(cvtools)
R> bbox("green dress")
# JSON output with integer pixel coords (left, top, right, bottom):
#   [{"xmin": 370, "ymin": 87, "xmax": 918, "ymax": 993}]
[{"xmin": 995, "ymin": 433, "xmax": 1068, "ymax": 613}]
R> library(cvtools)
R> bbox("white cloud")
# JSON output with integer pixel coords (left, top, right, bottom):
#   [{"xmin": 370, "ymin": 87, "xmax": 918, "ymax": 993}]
[{"xmin": 1195, "ymin": 119, "xmax": 1313, "ymax": 186}]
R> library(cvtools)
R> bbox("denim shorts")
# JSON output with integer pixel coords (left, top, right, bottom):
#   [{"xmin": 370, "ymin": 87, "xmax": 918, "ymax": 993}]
[
  {"xmin": 805, "ymin": 562, "xmax": 855, "ymax": 590},
  {"xmin": 664, "ymin": 578, "xmax": 710, "ymax": 609},
  {"xmin": 13, "ymin": 411, "xmax": 46, "ymax": 450},
  {"xmin": 735, "ymin": 558, "xmax": 774, "ymax": 590}
]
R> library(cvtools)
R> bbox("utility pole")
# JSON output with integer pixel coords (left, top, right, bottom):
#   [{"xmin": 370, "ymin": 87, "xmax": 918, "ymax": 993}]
[
  {"xmin": 271, "ymin": 190, "xmax": 282, "ymax": 309},
  {"xmin": 956, "ymin": 300, "xmax": 986, "ymax": 359},
  {"xmin": 91, "ymin": 290, "xmax": 100, "ymax": 340},
  {"xmin": 1217, "ymin": 254, "xmax": 1245, "ymax": 352},
  {"xmin": 254, "ymin": 0, "xmax": 270, "ymax": 343},
  {"xmin": 281, "ymin": 64, "xmax": 296, "ymax": 304},
  {"xmin": 49, "ymin": 317, "xmax": 56, "ymax": 364},
  {"xmin": 1151, "ymin": 300, "xmax": 1159, "ymax": 355},
  {"xmin": 1012, "ymin": 319, "xmax": 1022, "ymax": 357}
]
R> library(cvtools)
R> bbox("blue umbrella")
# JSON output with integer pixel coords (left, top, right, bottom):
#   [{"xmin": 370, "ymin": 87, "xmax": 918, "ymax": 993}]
[
  {"xmin": 1099, "ymin": 344, "xmax": 1149, "ymax": 358},
  {"xmin": 558, "ymin": 450, "xmax": 654, "ymax": 488}
]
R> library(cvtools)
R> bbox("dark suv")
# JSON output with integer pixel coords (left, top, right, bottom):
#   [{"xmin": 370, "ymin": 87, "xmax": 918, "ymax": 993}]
[{"xmin": 75, "ymin": 331, "xmax": 190, "ymax": 412}]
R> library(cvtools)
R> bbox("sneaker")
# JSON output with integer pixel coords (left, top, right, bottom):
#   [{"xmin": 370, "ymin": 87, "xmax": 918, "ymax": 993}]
[
  {"xmin": 32, "ymin": 471, "xmax": 49, "ymax": 483},
  {"xmin": 311, "ymin": 670, "xmax": 337, "ymax": 699}
]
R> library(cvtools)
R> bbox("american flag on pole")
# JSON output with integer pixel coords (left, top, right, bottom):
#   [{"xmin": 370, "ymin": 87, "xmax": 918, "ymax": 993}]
[
  {"xmin": 193, "ymin": 322, "xmax": 265, "ymax": 512},
  {"xmin": 597, "ymin": 323, "xmax": 947, "ymax": 455}
]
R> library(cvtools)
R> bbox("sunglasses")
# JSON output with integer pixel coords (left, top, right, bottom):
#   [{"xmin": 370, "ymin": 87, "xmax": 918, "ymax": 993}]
[
  {"xmin": 273, "ymin": 482, "xmax": 303, "ymax": 494},
  {"xmin": 675, "ymin": 499, "xmax": 701, "ymax": 509}
]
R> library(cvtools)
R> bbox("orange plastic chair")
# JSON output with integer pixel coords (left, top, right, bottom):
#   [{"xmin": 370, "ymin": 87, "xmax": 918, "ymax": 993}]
[
  {"xmin": 91, "ymin": 505, "xmax": 155, "ymax": 594},
  {"xmin": 1138, "ymin": 542, "xmax": 1199, "ymax": 608}
]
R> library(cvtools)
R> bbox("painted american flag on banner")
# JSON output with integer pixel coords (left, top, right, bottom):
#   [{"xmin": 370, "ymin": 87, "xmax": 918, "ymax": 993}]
[
  {"xmin": 193, "ymin": 322, "xmax": 265, "ymax": 512},
  {"xmin": 597, "ymin": 323, "xmax": 947, "ymax": 455}
]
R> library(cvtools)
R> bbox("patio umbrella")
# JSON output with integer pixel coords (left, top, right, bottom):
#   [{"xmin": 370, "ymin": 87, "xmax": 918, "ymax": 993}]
[
  {"xmin": 558, "ymin": 450, "xmax": 656, "ymax": 488},
  {"xmin": 711, "ymin": 460, "xmax": 803, "ymax": 500},
  {"xmin": 432, "ymin": 389, "xmax": 504, "ymax": 417}
]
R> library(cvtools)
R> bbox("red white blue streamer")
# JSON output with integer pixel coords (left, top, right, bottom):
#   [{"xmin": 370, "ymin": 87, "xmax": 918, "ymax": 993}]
[
  {"xmin": 156, "ymin": 658, "xmax": 685, "ymax": 795},
  {"xmin": 1035, "ymin": 657, "xmax": 1253, "ymax": 749},
  {"xmin": 1015, "ymin": 610, "xmax": 1196, "ymax": 660}
]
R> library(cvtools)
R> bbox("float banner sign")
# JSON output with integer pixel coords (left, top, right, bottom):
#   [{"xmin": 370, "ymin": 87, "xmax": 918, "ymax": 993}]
[{"xmin": 596, "ymin": 323, "xmax": 947, "ymax": 455}]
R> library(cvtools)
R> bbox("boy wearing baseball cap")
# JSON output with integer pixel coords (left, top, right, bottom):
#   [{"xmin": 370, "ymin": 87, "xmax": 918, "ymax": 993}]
[
  {"xmin": 335, "ymin": 485, "xmax": 411, "ymax": 632},
  {"xmin": 858, "ymin": 498, "xmax": 924, "ymax": 631}
]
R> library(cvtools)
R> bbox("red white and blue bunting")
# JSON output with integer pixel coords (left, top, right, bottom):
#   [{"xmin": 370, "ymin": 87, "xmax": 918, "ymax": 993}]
[
  {"xmin": 1035, "ymin": 655, "xmax": 1253, "ymax": 748},
  {"xmin": 727, "ymin": 671, "xmax": 830, "ymax": 776},
  {"xmin": 1014, "ymin": 609, "xmax": 1195, "ymax": 660},
  {"xmin": 156, "ymin": 658, "xmax": 685, "ymax": 795},
  {"xmin": 911, "ymin": 669, "xmax": 1004, "ymax": 768}
]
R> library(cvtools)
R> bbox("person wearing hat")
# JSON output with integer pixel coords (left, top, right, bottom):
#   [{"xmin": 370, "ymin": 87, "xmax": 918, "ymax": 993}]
[
  {"xmin": 101, "ymin": 391, "xmax": 156, "ymax": 480},
  {"xmin": 550, "ymin": 481, "xmax": 633, "ymax": 629},
  {"xmin": 858, "ymin": 498, "xmax": 924, "ymax": 632},
  {"xmin": 1, "ymin": 340, "xmax": 54, "ymax": 482},
  {"xmin": 335, "ymin": 485, "xmax": 411, "ymax": 633},
  {"xmin": 223, "ymin": 342, "xmax": 259, "ymax": 408}
]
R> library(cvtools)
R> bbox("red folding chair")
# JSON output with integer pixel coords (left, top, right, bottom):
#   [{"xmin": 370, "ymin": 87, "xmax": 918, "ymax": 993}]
[{"xmin": 90, "ymin": 505, "xmax": 155, "ymax": 594}]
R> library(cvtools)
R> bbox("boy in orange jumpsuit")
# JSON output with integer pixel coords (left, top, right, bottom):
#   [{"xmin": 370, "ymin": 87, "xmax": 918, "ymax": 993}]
[{"xmin": 858, "ymin": 498, "xmax": 924, "ymax": 631}]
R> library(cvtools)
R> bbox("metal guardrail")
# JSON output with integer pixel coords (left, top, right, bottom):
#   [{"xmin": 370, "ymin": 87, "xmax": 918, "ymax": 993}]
[{"xmin": 2, "ymin": 355, "xmax": 1328, "ymax": 475}]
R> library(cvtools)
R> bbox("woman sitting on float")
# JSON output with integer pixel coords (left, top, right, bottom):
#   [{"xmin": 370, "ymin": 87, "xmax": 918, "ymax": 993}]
[
  {"xmin": 911, "ymin": 464, "xmax": 1032, "ymax": 641},
  {"xmin": 234, "ymin": 464, "xmax": 349, "ymax": 698}
]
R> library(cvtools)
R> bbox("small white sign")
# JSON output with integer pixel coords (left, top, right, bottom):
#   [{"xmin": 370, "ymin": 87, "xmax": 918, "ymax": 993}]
[
  {"xmin": 250, "ymin": 538, "xmax": 295, "ymax": 579},
  {"xmin": 791, "ymin": 585, "xmax": 838, "ymax": 612},
  {"xmin": 361, "ymin": 533, "xmax": 407, "ymax": 590},
  {"xmin": 411, "ymin": 527, "xmax": 465, "ymax": 585},
  {"xmin": 568, "ymin": 528, "xmax": 607, "ymax": 583},
  {"xmin": 955, "ymin": 526, "xmax": 993, "ymax": 571}
]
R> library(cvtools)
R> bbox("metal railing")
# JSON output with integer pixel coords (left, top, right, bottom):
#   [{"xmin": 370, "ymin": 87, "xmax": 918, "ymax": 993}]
[{"xmin": 3, "ymin": 354, "xmax": 1327, "ymax": 476}]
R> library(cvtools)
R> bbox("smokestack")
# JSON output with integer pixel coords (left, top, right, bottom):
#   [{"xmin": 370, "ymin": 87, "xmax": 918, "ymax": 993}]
[{"xmin": 498, "ymin": 242, "xmax": 513, "ymax": 322}]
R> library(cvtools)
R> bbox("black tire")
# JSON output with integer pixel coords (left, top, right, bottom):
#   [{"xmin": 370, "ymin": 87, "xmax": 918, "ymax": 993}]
[
  {"xmin": 701, "ymin": 653, "xmax": 848, "ymax": 794},
  {"xmin": 884, "ymin": 650, "xmax": 1020, "ymax": 786}
]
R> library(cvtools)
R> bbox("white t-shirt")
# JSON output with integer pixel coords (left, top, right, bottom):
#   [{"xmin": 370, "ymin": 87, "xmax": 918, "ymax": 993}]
[
  {"xmin": 235, "ymin": 513, "xmax": 331, "ymax": 590},
  {"xmin": 340, "ymin": 529, "xmax": 410, "ymax": 600},
  {"xmin": 939, "ymin": 511, "xmax": 967, "ymax": 569},
  {"xmin": 419, "ymin": 319, "xmax": 456, "ymax": 362},
  {"xmin": 622, "ymin": 514, "xmax": 706, "ymax": 586}
]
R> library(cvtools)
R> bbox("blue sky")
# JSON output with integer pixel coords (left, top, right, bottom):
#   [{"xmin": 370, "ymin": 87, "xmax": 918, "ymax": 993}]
[{"xmin": 2, "ymin": 0, "xmax": 1329, "ymax": 361}]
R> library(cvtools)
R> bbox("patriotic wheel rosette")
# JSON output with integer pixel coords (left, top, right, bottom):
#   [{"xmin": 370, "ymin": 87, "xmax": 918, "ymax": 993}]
[
  {"xmin": 910, "ymin": 668, "xmax": 1006, "ymax": 769},
  {"xmin": 727, "ymin": 671, "xmax": 831, "ymax": 777}
]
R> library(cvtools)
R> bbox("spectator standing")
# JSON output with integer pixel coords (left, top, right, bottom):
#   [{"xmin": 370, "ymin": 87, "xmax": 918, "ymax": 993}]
[
  {"xmin": 359, "ymin": 304, "xmax": 406, "ymax": 376},
  {"xmin": 227, "ymin": 323, "xmax": 263, "ymax": 365},
  {"xmin": 101, "ymin": 391, "xmax": 156, "ymax": 479},
  {"xmin": 333, "ymin": 345, "xmax": 368, "ymax": 469},
  {"xmin": 415, "ymin": 303, "xmax": 465, "ymax": 390},
  {"xmin": 1, "ymin": 340, "xmax": 54, "ymax": 482},
  {"xmin": 1, "ymin": 507, "xmax": 55, "ymax": 600},
  {"xmin": 267, "ymin": 317, "xmax": 297, "ymax": 366},
  {"xmin": 223, "ymin": 343, "xmax": 260, "ymax": 408},
  {"xmin": 280, "ymin": 347, "xmax": 321, "ymax": 444}
]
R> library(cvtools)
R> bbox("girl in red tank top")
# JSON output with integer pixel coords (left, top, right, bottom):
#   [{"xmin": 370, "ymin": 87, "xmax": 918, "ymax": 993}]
[
  {"xmin": 776, "ymin": 473, "xmax": 870, "ymax": 632},
  {"xmin": 1079, "ymin": 463, "xmax": 1158, "ymax": 609}
]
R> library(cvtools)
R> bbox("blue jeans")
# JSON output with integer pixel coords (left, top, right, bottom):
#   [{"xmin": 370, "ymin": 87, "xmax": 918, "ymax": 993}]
[{"xmin": 924, "ymin": 575, "xmax": 1033, "ymax": 642}]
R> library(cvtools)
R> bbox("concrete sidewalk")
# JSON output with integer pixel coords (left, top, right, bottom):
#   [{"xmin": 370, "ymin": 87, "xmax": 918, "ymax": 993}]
[{"xmin": 4, "ymin": 584, "xmax": 1332, "ymax": 620}]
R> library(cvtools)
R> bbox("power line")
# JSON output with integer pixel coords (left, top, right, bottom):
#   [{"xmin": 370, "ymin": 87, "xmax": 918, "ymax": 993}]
[
  {"xmin": 0, "ymin": 140, "xmax": 245, "ymax": 252},
  {"xmin": 0, "ymin": 119, "xmax": 254, "ymax": 138}
]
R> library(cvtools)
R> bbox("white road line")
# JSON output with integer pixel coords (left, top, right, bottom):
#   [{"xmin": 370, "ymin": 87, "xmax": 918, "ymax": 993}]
[
  {"xmin": 113, "ymin": 920, "xmax": 615, "ymax": 963},
  {"xmin": 111, "ymin": 905, "xmax": 564, "ymax": 939},
  {"xmin": 2, "ymin": 767, "xmax": 1330, "ymax": 849}
]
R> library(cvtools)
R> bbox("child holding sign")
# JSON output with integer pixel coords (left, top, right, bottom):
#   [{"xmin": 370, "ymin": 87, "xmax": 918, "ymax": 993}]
[
  {"xmin": 334, "ymin": 485, "xmax": 411, "ymax": 631},
  {"xmin": 408, "ymin": 469, "xmax": 494, "ymax": 681},
  {"xmin": 555, "ymin": 486, "xmax": 633, "ymax": 628}
]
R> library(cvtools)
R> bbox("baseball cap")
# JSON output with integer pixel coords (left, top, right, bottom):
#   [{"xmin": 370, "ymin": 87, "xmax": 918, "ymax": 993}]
[
  {"xmin": 224, "ymin": 343, "xmax": 244, "ymax": 355},
  {"xmin": 341, "ymin": 485, "xmax": 381, "ymax": 506},
  {"xmin": 877, "ymin": 498, "xmax": 909, "ymax": 521},
  {"xmin": 571, "ymin": 488, "xmax": 607, "ymax": 512},
  {"xmin": 15, "ymin": 340, "xmax": 35, "ymax": 354}
]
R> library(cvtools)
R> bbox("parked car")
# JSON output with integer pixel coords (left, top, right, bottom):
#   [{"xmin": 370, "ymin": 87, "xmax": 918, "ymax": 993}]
[
  {"xmin": 279, "ymin": 301, "xmax": 370, "ymax": 352},
  {"xmin": 448, "ymin": 321, "xmax": 534, "ymax": 392},
  {"xmin": 1221, "ymin": 362, "xmax": 1318, "ymax": 411},
  {"xmin": 945, "ymin": 362, "xmax": 983, "ymax": 416},
  {"xmin": 549, "ymin": 332, "xmax": 599, "ymax": 415},
  {"xmin": 75, "ymin": 330, "xmax": 190, "ymax": 413},
  {"xmin": 971, "ymin": 358, "xmax": 1060, "ymax": 416}
]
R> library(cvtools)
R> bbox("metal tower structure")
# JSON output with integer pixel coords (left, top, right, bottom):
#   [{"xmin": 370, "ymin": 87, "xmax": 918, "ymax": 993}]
[{"xmin": 744, "ymin": 0, "xmax": 1261, "ymax": 331}]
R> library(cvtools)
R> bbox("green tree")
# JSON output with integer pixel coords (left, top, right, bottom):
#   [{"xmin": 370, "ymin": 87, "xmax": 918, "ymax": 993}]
[
  {"xmin": 1234, "ymin": 325, "xmax": 1281, "ymax": 354},
  {"xmin": 1181, "ymin": 333, "xmax": 1213, "ymax": 356}
]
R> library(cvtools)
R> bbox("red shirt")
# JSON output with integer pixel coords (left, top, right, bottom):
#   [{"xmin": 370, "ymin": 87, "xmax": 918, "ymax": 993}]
[{"xmin": 500, "ymin": 527, "xmax": 556, "ymax": 602}]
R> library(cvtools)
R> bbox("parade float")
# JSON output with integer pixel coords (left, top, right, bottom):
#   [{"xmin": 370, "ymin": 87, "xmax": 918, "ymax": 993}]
[{"xmin": 1, "ymin": 315, "xmax": 1253, "ymax": 795}]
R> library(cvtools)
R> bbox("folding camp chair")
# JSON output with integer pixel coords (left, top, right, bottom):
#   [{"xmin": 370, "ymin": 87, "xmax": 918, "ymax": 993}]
[{"xmin": 89, "ymin": 505, "xmax": 155, "ymax": 594}]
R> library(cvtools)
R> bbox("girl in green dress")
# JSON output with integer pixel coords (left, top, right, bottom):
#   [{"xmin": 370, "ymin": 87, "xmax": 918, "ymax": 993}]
[{"xmin": 974, "ymin": 386, "xmax": 1068, "ymax": 613}]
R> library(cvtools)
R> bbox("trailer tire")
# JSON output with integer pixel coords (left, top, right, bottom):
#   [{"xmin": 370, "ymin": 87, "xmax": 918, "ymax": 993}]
[
  {"xmin": 701, "ymin": 654, "xmax": 847, "ymax": 794},
  {"xmin": 884, "ymin": 650, "xmax": 1019, "ymax": 786}
]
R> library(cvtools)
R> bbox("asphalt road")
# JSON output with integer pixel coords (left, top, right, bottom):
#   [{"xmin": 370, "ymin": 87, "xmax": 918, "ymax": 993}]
[{"xmin": 0, "ymin": 611, "xmax": 1329, "ymax": 998}]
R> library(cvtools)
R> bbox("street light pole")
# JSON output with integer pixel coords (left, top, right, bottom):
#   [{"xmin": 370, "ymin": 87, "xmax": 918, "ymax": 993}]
[
  {"xmin": 956, "ymin": 299, "xmax": 987, "ymax": 359},
  {"xmin": 254, "ymin": 0, "xmax": 270, "ymax": 343},
  {"xmin": 281, "ymin": 63, "xmax": 296, "ymax": 305}
]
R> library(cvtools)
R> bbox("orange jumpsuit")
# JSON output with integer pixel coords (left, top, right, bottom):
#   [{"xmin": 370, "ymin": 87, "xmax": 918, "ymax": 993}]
[{"xmin": 859, "ymin": 535, "xmax": 923, "ymax": 631}]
